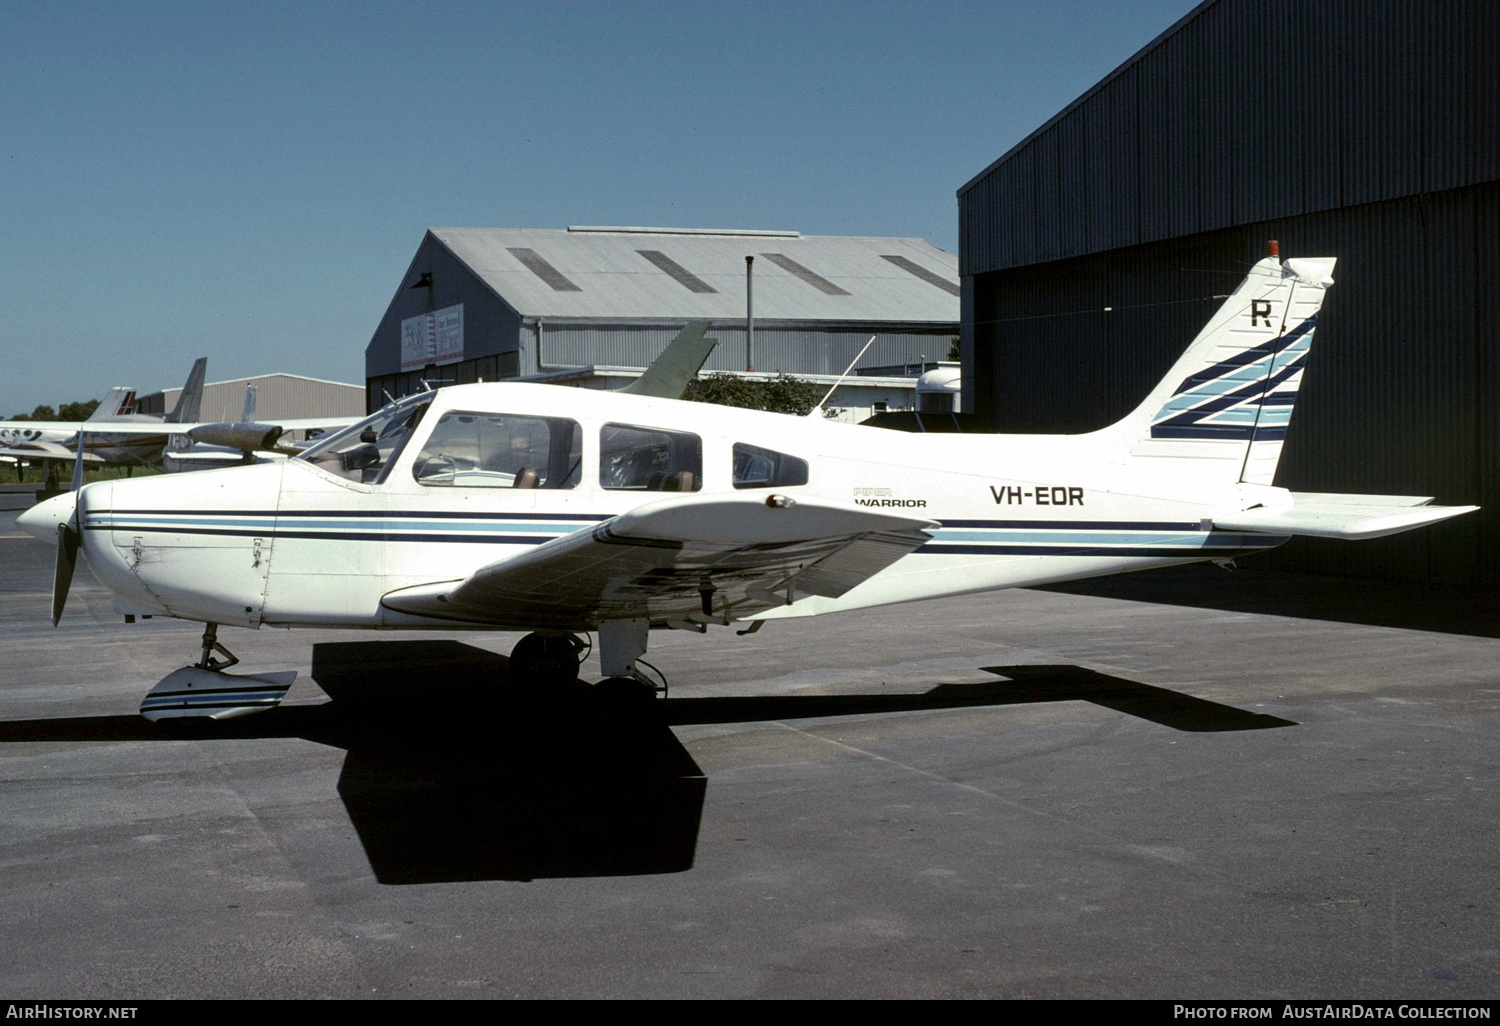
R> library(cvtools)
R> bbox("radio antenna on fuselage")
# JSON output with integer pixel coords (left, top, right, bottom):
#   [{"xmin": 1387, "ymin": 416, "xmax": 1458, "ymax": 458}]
[{"xmin": 810, "ymin": 335, "xmax": 877, "ymax": 418}]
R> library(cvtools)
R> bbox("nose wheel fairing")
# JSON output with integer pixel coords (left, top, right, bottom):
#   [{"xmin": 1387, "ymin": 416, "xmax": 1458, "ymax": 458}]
[
  {"xmin": 140, "ymin": 666, "xmax": 298, "ymax": 721},
  {"xmin": 138, "ymin": 623, "xmax": 298, "ymax": 721}
]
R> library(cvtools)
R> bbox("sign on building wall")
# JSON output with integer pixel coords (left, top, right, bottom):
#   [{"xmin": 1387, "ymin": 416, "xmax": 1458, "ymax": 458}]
[{"xmin": 400, "ymin": 304, "xmax": 464, "ymax": 371}]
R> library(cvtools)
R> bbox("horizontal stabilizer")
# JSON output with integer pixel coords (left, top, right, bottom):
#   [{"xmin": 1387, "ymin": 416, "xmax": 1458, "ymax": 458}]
[{"xmin": 1214, "ymin": 492, "xmax": 1479, "ymax": 540}]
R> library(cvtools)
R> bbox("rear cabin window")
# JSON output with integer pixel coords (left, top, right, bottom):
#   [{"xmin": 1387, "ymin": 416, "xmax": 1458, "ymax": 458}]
[
  {"xmin": 599, "ymin": 423, "xmax": 702, "ymax": 491},
  {"xmin": 732, "ymin": 443, "xmax": 809, "ymax": 489},
  {"xmin": 413, "ymin": 412, "xmax": 581, "ymax": 489}
]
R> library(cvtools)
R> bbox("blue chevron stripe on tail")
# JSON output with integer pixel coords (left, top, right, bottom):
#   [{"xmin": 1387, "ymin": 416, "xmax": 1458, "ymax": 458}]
[{"xmin": 1101, "ymin": 252, "xmax": 1336, "ymax": 486}]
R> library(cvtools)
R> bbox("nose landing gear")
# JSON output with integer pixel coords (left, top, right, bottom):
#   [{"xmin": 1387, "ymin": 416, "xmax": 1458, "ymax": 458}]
[
  {"xmin": 139, "ymin": 621, "xmax": 296, "ymax": 722},
  {"xmin": 197, "ymin": 622, "xmax": 239, "ymax": 671}
]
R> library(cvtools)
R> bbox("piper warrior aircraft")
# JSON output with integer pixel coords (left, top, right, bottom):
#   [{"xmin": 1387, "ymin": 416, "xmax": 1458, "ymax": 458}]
[{"xmin": 18, "ymin": 250, "xmax": 1478, "ymax": 720}]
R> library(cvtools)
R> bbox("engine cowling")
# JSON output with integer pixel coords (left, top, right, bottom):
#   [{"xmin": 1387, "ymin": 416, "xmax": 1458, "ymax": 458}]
[{"xmin": 187, "ymin": 422, "xmax": 285, "ymax": 453}]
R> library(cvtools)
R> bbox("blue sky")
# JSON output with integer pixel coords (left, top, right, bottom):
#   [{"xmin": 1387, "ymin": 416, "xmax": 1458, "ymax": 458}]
[{"xmin": 1, "ymin": 0, "xmax": 1200, "ymax": 417}]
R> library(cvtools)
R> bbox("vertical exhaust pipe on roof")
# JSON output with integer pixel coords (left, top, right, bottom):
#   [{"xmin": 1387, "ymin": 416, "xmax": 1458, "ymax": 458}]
[{"xmin": 745, "ymin": 255, "xmax": 755, "ymax": 372}]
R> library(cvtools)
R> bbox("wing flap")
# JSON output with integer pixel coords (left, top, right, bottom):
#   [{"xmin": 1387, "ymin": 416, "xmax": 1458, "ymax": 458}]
[
  {"xmin": 381, "ymin": 494, "xmax": 935, "ymax": 627},
  {"xmin": 1214, "ymin": 492, "xmax": 1478, "ymax": 540}
]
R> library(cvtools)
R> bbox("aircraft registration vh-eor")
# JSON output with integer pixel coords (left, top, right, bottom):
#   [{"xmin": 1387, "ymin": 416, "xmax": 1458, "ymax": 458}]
[{"xmin": 18, "ymin": 247, "xmax": 1479, "ymax": 720}]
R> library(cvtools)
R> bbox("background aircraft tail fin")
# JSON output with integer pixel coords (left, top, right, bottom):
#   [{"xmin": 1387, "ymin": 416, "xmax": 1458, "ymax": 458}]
[
  {"xmin": 1103, "ymin": 250, "xmax": 1336, "ymax": 485},
  {"xmin": 620, "ymin": 322, "xmax": 717, "ymax": 399},
  {"xmin": 239, "ymin": 385, "xmax": 257, "ymax": 423},
  {"xmin": 166, "ymin": 358, "xmax": 208, "ymax": 423},
  {"xmin": 87, "ymin": 387, "xmax": 139, "ymax": 420}
]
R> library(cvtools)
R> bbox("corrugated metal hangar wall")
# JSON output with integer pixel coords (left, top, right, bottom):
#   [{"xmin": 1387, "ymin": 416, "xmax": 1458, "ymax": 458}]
[{"xmin": 958, "ymin": 0, "xmax": 1499, "ymax": 587}]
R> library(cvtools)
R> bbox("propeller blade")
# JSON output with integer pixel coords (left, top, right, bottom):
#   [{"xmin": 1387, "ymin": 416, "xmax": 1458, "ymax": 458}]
[
  {"xmin": 51, "ymin": 521, "xmax": 80, "ymax": 627},
  {"xmin": 69, "ymin": 431, "xmax": 86, "ymax": 492}
]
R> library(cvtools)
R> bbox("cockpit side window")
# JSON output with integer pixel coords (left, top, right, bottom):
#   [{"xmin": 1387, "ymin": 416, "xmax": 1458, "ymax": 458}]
[
  {"xmin": 599, "ymin": 423, "xmax": 702, "ymax": 491},
  {"xmin": 413, "ymin": 412, "xmax": 581, "ymax": 489},
  {"xmin": 297, "ymin": 395, "xmax": 432, "ymax": 484},
  {"xmin": 732, "ymin": 442, "xmax": 808, "ymax": 489}
]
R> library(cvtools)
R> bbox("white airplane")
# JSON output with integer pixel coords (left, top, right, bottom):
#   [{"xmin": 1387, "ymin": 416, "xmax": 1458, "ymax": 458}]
[
  {"xmin": 0, "ymin": 385, "xmax": 143, "ymax": 450},
  {"xmin": 0, "ymin": 359, "xmax": 209, "ymax": 481},
  {"xmin": 3, "ymin": 360, "xmax": 359, "ymax": 482},
  {"xmin": 18, "ymin": 251, "xmax": 1478, "ymax": 721}
]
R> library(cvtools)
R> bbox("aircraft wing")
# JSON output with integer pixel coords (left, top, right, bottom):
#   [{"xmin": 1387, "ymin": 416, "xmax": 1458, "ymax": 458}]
[
  {"xmin": 0, "ymin": 442, "xmax": 105, "ymax": 464},
  {"xmin": 0, "ymin": 417, "xmax": 356, "ymax": 437},
  {"xmin": 0, "ymin": 421, "xmax": 81, "ymax": 436},
  {"xmin": 381, "ymin": 494, "xmax": 936, "ymax": 628},
  {"xmin": 1214, "ymin": 492, "xmax": 1479, "ymax": 540}
]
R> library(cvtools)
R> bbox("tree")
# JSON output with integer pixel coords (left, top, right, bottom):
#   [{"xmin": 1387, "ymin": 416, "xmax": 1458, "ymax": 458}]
[
  {"xmin": 9, "ymin": 399, "xmax": 100, "ymax": 421},
  {"xmin": 59, "ymin": 399, "xmax": 100, "ymax": 421},
  {"xmin": 682, "ymin": 373, "xmax": 834, "ymax": 417}
]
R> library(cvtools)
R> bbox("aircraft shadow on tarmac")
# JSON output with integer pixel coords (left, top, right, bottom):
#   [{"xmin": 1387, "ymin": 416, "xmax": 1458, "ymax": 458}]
[
  {"xmin": 1039, "ymin": 563, "xmax": 1500, "ymax": 639},
  {"xmin": 0, "ymin": 641, "xmax": 1293, "ymax": 885}
]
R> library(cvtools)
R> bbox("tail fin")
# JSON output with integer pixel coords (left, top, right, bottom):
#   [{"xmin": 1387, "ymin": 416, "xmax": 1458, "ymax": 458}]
[
  {"xmin": 166, "ymin": 358, "xmax": 207, "ymax": 423},
  {"xmin": 1107, "ymin": 252, "xmax": 1335, "ymax": 485},
  {"xmin": 239, "ymin": 385, "xmax": 257, "ymax": 423},
  {"xmin": 619, "ymin": 322, "xmax": 717, "ymax": 399},
  {"xmin": 87, "ymin": 388, "xmax": 138, "ymax": 420}
]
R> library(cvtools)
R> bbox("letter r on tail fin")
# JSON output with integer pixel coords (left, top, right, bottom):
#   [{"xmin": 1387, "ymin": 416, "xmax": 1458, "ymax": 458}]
[{"xmin": 1111, "ymin": 254, "xmax": 1336, "ymax": 485}]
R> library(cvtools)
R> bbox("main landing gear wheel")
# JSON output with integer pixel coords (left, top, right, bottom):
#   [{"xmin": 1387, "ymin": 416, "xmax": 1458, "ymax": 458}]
[
  {"xmin": 593, "ymin": 675, "xmax": 657, "ymax": 704},
  {"xmin": 509, "ymin": 632, "xmax": 586, "ymax": 688}
]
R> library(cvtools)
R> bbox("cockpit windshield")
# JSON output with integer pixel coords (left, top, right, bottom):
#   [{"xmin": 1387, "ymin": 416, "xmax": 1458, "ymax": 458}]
[{"xmin": 296, "ymin": 393, "xmax": 433, "ymax": 484}]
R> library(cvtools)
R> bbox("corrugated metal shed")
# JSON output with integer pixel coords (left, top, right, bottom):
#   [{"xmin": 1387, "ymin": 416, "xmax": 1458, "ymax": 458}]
[
  {"xmin": 429, "ymin": 227, "xmax": 959, "ymax": 322},
  {"xmin": 142, "ymin": 373, "xmax": 365, "ymax": 422}
]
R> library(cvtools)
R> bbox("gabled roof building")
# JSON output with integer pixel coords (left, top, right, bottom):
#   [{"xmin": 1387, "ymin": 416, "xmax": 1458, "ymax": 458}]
[{"xmin": 365, "ymin": 226, "xmax": 960, "ymax": 419}]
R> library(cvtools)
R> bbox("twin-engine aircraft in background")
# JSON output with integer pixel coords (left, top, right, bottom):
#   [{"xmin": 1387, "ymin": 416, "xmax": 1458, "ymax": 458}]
[
  {"xmin": 18, "ymin": 251, "xmax": 1478, "ymax": 720},
  {"xmin": 0, "ymin": 359, "xmax": 209, "ymax": 480}
]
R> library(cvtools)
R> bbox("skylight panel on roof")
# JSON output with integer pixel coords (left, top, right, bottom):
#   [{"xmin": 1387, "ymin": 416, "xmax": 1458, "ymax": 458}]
[
  {"xmin": 636, "ymin": 250, "xmax": 718, "ymax": 294},
  {"xmin": 880, "ymin": 254, "xmax": 961, "ymax": 296},
  {"xmin": 507, "ymin": 247, "xmax": 583, "ymax": 292},
  {"xmin": 761, "ymin": 253, "xmax": 851, "ymax": 296}
]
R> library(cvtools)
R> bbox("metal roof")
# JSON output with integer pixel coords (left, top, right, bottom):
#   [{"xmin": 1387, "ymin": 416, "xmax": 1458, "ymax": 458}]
[{"xmin": 426, "ymin": 227, "xmax": 960, "ymax": 323}]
